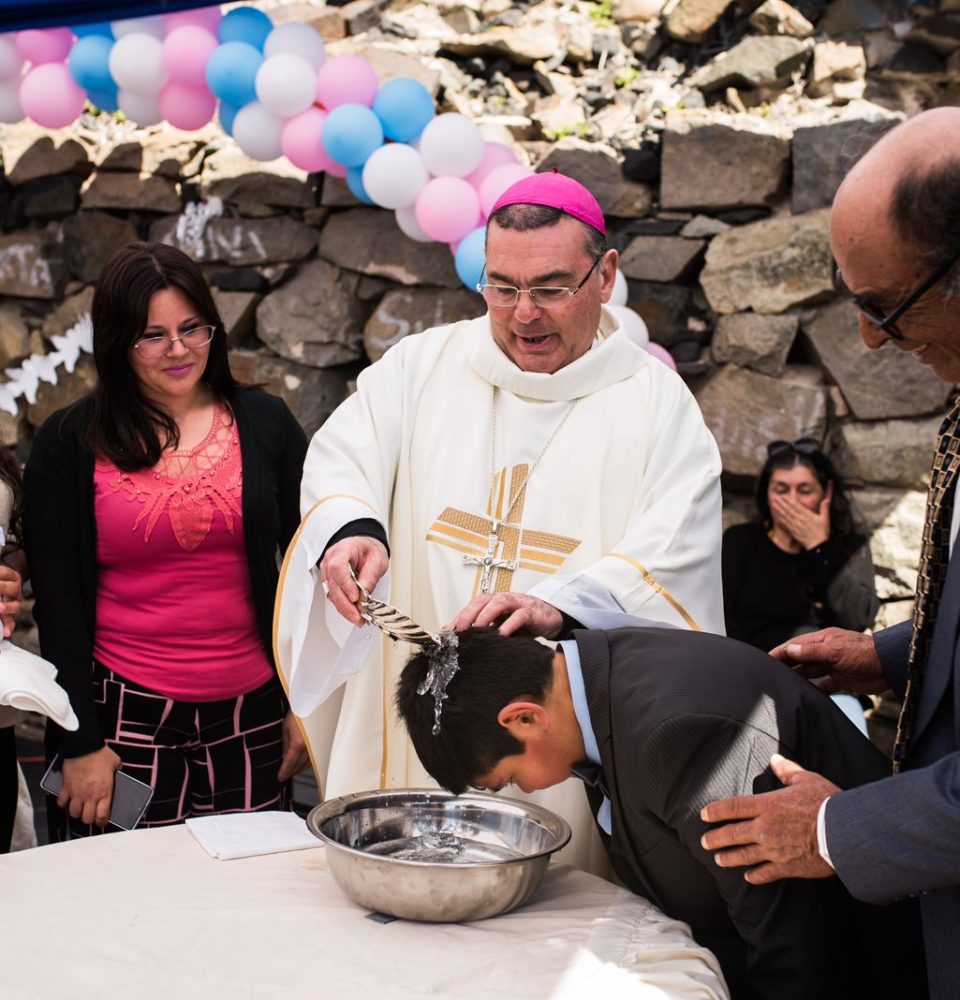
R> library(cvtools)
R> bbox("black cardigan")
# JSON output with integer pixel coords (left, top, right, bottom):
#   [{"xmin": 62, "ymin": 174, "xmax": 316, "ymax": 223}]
[
  {"xmin": 23, "ymin": 387, "xmax": 307, "ymax": 758},
  {"xmin": 721, "ymin": 521, "xmax": 879, "ymax": 652}
]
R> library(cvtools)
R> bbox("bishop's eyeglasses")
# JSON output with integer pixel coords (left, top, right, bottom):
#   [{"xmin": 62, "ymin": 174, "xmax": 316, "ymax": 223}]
[
  {"xmin": 133, "ymin": 324, "xmax": 216, "ymax": 358},
  {"xmin": 477, "ymin": 251, "xmax": 606, "ymax": 309}
]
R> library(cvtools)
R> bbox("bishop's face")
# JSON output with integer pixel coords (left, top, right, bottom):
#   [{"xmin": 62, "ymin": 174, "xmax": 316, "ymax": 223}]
[{"xmin": 483, "ymin": 216, "xmax": 617, "ymax": 375}]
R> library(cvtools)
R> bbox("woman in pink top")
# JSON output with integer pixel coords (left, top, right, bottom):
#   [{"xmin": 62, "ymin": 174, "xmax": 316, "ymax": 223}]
[{"xmin": 24, "ymin": 243, "xmax": 309, "ymax": 839}]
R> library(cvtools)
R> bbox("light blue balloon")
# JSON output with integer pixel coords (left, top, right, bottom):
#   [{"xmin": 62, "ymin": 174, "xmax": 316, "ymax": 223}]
[
  {"xmin": 68, "ymin": 35, "xmax": 114, "ymax": 93},
  {"xmin": 71, "ymin": 22, "xmax": 114, "ymax": 39},
  {"xmin": 219, "ymin": 101, "xmax": 240, "ymax": 137},
  {"xmin": 346, "ymin": 166, "xmax": 374, "ymax": 204},
  {"xmin": 87, "ymin": 88, "xmax": 119, "ymax": 113},
  {"xmin": 322, "ymin": 104, "xmax": 384, "ymax": 168},
  {"xmin": 218, "ymin": 7, "xmax": 273, "ymax": 51},
  {"xmin": 373, "ymin": 78, "xmax": 435, "ymax": 143},
  {"xmin": 455, "ymin": 227, "xmax": 486, "ymax": 291},
  {"xmin": 206, "ymin": 42, "xmax": 263, "ymax": 108}
]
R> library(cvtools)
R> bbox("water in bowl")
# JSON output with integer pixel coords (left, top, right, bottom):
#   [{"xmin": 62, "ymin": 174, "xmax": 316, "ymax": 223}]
[{"xmin": 366, "ymin": 829, "xmax": 524, "ymax": 864}]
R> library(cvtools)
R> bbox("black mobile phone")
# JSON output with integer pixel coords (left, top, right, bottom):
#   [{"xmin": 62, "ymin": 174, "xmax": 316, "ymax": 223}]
[{"xmin": 40, "ymin": 754, "xmax": 154, "ymax": 831}]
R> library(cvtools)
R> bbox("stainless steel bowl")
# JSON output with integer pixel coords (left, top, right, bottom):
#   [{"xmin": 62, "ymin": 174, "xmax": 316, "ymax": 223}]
[{"xmin": 306, "ymin": 788, "xmax": 571, "ymax": 922}]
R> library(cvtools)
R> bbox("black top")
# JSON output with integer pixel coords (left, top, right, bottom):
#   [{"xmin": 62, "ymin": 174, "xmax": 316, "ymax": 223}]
[
  {"xmin": 721, "ymin": 521, "xmax": 879, "ymax": 652},
  {"xmin": 23, "ymin": 387, "xmax": 307, "ymax": 759}
]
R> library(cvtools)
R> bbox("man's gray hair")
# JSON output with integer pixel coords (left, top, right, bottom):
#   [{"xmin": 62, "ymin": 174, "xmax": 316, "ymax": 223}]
[
  {"xmin": 890, "ymin": 158, "xmax": 960, "ymax": 300},
  {"xmin": 486, "ymin": 203, "xmax": 607, "ymax": 260}
]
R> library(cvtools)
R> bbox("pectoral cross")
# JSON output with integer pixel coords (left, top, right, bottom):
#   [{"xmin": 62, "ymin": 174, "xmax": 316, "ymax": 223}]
[
  {"xmin": 425, "ymin": 465, "xmax": 582, "ymax": 597},
  {"xmin": 462, "ymin": 518, "xmax": 519, "ymax": 594}
]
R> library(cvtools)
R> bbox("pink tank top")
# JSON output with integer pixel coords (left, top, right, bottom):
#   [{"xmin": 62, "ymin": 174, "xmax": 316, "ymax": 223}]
[{"xmin": 93, "ymin": 402, "xmax": 274, "ymax": 701}]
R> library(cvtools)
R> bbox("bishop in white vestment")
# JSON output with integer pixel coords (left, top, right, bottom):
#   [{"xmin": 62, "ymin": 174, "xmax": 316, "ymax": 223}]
[{"xmin": 275, "ymin": 175, "xmax": 725, "ymax": 872}]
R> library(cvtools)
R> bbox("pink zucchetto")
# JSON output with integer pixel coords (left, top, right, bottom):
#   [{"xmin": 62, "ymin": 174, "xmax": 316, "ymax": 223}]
[{"xmin": 490, "ymin": 170, "xmax": 606, "ymax": 236}]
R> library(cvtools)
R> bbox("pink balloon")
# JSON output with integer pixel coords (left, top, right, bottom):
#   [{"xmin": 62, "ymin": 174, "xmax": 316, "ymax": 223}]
[
  {"xmin": 645, "ymin": 342, "xmax": 677, "ymax": 371},
  {"xmin": 158, "ymin": 80, "xmax": 216, "ymax": 130},
  {"xmin": 20, "ymin": 63, "xmax": 85, "ymax": 127},
  {"xmin": 162, "ymin": 25, "xmax": 218, "ymax": 89},
  {"xmin": 164, "ymin": 7, "xmax": 223, "ymax": 34},
  {"xmin": 315, "ymin": 54, "xmax": 378, "ymax": 110},
  {"xmin": 16, "ymin": 28, "xmax": 73, "ymax": 65},
  {"xmin": 281, "ymin": 107, "xmax": 339, "ymax": 173},
  {"xmin": 478, "ymin": 162, "xmax": 534, "ymax": 218},
  {"xmin": 465, "ymin": 142, "xmax": 521, "ymax": 189},
  {"xmin": 415, "ymin": 177, "xmax": 481, "ymax": 244}
]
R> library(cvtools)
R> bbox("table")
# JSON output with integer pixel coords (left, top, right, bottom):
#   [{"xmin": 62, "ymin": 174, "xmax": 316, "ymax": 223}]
[{"xmin": 1, "ymin": 826, "xmax": 729, "ymax": 999}]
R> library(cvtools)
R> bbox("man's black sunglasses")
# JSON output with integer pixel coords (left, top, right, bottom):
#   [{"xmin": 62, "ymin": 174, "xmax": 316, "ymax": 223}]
[
  {"xmin": 767, "ymin": 437, "xmax": 821, "ymax": 458},
  {"xmin": 835, "ymin": 251, "xmax": 960, "ymax": 342}
]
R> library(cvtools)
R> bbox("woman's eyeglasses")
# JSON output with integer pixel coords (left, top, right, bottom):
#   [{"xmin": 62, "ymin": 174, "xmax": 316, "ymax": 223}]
[
  {"xmin": 767, "ymin": 437, "xmax": 821, "ymax": 458},
  {"xmin": 133, "ymin": 325, "xmax": 216, "ymax": 359}
]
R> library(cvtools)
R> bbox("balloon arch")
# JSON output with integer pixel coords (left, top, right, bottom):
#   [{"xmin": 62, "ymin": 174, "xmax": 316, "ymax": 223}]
[{"xmin": 0, "ymin": 3, "xmax": 657, "ymax": 355}]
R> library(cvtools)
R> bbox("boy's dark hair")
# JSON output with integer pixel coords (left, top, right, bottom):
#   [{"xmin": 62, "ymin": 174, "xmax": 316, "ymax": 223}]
[{"xmin": 395, "ymin": 627, "xmax": 555, "ymax": 794}]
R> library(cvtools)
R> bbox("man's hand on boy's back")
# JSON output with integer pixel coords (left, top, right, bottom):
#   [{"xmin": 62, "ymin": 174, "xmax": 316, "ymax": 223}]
[
  {"xmin": 700, "ymin": 755, "xmax": 838, "ymax": 883},
  {"xmin": 769, "ymin": 627, "xmax": 889, "ymax": 695}
]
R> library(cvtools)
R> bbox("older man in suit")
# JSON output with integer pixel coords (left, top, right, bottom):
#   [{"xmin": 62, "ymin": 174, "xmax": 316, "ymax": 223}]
[
  {"xmin": 397, "ymin": 626, "xmax": 925, "ymax": 1000},
  {"xmin": 701, "ymin": 107, "xmax": 960, "ymax": 998}
]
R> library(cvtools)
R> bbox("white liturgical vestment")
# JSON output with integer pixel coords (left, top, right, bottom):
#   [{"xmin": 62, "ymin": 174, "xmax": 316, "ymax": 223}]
[{"xmin": 275, "ymin": 307, "xmax": 725, "ymax": 872}]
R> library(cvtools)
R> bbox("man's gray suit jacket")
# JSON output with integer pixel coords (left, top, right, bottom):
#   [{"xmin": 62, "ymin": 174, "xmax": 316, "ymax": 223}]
[{"xmin": 826, "ymin": 546, "xmax": 960, "ymax": 999}]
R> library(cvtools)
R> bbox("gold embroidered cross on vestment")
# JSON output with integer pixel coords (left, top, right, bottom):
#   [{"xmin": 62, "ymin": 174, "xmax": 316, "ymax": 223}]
[{"xmin": 425, "ymin": 463, "xmax": 581, "ymax": 596}]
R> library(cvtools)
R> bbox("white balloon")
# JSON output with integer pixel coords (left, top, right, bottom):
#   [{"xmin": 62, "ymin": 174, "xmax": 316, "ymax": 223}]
[
  {"xmin": 109, "ymin": 33, "xmax": 166, "ymax": 95},
  {"xmin": 0, "ymin": 78, "xmax": 21, "ymax": 123},
  {"xmin": 363, "ymin": 144, "xmax": 429, "ymax": 210},
  {"xmin": 118, "ymin": 88, "xmax": 162, "ymax": 127},
  {"xmin": 112, "ymin": 16, "xmax": 165, "ymax": 39},
  {"xmin": 233, "ymin": 101, "xmax": 284, "ymax": 161},
  {"xmin": 255, "ymin": 53, "xmax": 316, "ymax": 119},
  {"xmin": 0, "ymin": 36, "xmax": 23, "ymax": 82},
  {"xmin": 264, "ymin": 23, "xmax": 326, "ymax": 69},
  {"xmin": 608, "ymin": 304, "xmax": 649, "ymax": 348},
  {"xmin": 418, "ymin": 112, "xmax": 485, "ymax": 178},
  {"xmin": 395, "ymin": 204, "xmax": 432, "ymax": 243},
  {"xmin": 610, "ymin": 269, "xmax": 629, "ymax": 306}
]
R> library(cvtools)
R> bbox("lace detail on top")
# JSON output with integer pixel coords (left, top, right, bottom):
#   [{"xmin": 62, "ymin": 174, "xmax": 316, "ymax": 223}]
[{"xmin": 99, "ymin": 402, "xmax": 243, "ymax": 552}]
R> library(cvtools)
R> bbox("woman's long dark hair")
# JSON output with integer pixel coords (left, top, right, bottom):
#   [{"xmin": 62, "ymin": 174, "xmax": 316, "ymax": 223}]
[
  {"xmin": 81, "ymin": 241, "xmax": 242, "ymax": 472},
  {"xmin": 755, "ymin": 442, "xmax": 858, "ymax": 544}
]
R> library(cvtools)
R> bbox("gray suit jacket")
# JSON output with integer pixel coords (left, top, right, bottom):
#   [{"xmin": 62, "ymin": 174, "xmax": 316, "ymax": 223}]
[
  {"xmin": 826, "ymin": 546, "xmax": 960, "ymax": 998},
  {"xmin": 575, "ymin": 628, "xmax": 925, "ymax": 1000}
]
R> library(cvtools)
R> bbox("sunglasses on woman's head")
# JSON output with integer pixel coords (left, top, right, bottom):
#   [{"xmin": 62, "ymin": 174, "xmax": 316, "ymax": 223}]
[{"xmin": 767, "ymin": 437, "xmax": 821, "ymax": 458}]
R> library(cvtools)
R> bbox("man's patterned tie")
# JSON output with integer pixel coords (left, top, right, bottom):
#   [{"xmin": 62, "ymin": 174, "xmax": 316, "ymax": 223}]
[{"xmin": 893, "ymin": 399, "xmax": 960, "ymax": 772}]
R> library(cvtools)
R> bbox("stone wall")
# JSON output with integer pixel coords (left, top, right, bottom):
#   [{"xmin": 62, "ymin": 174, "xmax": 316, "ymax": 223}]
[{"xmin": 2, "ymin": 0, "xmax": 958, "ymax": 632}]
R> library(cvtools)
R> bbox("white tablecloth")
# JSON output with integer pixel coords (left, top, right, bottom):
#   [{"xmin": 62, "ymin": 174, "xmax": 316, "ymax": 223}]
[{"xmin": 0, "ymin": 826, "xmax": 728, "ymax": 999}]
